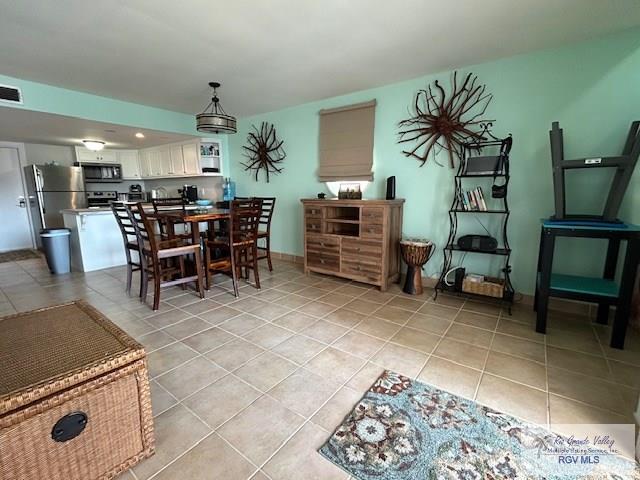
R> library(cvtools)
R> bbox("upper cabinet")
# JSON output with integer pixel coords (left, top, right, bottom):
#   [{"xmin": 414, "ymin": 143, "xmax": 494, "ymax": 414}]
[
  {"xmin": 117, "ymin": 150, "xmax": 141, "ymax": 180},
  {"xmin": 75, "ymin": 147, "xmax": 117, "ymax": 164},
  {"xmin": 75, "ymin": 138, "xmax": 222, "ymax": 180}
]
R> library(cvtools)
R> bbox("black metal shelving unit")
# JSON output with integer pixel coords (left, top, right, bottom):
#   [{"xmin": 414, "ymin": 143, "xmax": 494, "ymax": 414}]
[{"xmin": 435, "ymin": 134, "xmax": 515, "ymax": 310}]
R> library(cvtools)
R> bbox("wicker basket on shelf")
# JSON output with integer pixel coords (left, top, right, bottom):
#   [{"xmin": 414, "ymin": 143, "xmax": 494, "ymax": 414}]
[
  {"xmin": 0, "ymin": 300, "xmax": 154, "ymax": 480},
  {"xmin": 462, "ymin": 276, "xmax": 505, "ymax": 298}
]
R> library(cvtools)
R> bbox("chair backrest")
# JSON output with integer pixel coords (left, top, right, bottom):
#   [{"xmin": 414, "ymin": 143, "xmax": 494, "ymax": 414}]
[
  {"xmin": 230, "ymin": 199, "xmax": 262, "ymax": 245},
  {"xmin": 111, "ymin": 202, "xmax": 137, "ymax": 247},
  {"xmin": 128, "ymin": 202, "xmax": 159, "ymax": 255},
  {"xmin": 236, "ymin": 196, "xmax": 276, "ymax": 233},
  {"xmin": 152, "ymin": 198, "xmax": 186, "ymax": 236}
]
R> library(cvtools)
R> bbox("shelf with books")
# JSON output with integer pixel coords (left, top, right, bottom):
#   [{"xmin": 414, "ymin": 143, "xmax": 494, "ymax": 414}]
[{"xmin": 436, "ymin": 133, "xmax": 514, "ymax": 312}]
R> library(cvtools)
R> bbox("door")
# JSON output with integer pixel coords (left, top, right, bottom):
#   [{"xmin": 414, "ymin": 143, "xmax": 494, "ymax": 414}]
[
  {"xmin": 41, "ymin": 191, "xmax": 86, "ymax": 228},
  {"xmin": 0, "ymin": 147, "xmax": 34, "ymax": 251}
]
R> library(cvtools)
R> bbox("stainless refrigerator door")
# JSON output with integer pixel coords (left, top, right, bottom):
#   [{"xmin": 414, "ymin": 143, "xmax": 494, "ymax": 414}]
[
  {"xmin": 36, "ymin": 165, "xmax": 85, "ymax": 192},
  {"xmin": 41, "ymin": 191, "xmax": 87, "ymax": 228},
  {"xmin": 23, "ymin": 165, "xmax": 44, "ymax": 240}
]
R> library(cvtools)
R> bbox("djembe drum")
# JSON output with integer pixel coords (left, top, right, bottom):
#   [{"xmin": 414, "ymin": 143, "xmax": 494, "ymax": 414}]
[{"xmin": 400, "ymin": 239, "xmax": 434, "ymax": 295}]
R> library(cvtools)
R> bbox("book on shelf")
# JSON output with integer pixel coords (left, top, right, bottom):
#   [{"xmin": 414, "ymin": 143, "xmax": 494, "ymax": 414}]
[{"xmin": 458, "ymin": 186, "xmax": 488, "ymax": 211}]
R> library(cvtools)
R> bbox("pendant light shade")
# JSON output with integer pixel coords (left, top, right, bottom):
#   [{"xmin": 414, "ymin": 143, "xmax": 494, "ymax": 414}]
[{"xmin": 196, "ymin": 82, "xmax": 237, "ymax": 134}]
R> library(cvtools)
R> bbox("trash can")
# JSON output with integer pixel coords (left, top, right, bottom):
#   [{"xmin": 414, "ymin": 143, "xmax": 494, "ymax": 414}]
[{"xmin": 40, "ymin": 228, "xmax": 71, "ymax": 274}]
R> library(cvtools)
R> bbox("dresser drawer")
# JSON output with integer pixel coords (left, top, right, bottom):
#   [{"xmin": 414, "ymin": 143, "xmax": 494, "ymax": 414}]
[
  {"xmin": 342, "ymin": 238, "xmax": 383, "ymax": 257},
  {"xmin": 361, "ymin": 207, "xmax": 384, "ymax": 224},
  {"xmin": 305, "ymin": 206, "xmax": 323, "ymax": 218},
  {"xmin": 307, "ymin": 252, "xmax": 340, "ymax": 272},
  {"xmin": 341, "ymin": 257, "xmax": 381, "ymax": 281},
  {"xmin": 361, "ymin": 222, "xmax": 384, "ymax": 239},
  {"xmin": 307, "ymin": 235, "xmax": 340, "ymax": 255},
  {"xmin": 306, "ymin": 218, "xmax": 322, "ymax": 234}
]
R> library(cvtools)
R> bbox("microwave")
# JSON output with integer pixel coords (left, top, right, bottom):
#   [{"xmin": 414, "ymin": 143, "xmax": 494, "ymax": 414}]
[{"xmin": 78, "ymin": 163, "xmax": 122, "ymax": 183}]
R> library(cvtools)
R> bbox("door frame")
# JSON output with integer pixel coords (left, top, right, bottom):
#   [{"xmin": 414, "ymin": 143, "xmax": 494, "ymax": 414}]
[{"xmin": 0, "ymin": 141, "xmax": 36, "ymax": 249}]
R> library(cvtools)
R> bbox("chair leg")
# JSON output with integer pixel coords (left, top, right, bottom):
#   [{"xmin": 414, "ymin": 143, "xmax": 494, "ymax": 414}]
[
  {"xmin": 178, "ymin": 256, "xmax": 187, "ymax": 290},
  {"xmin": 253, "ymin": 246, "xmax": 261, "ymax": 289},
  {"xmin": 230, "ymin": 248, "xmax": 240, "ymax": 297},
  {"xmin": 124, "ymin": 248, "xmax": 133, "ymax": 294},
  {"xmin": 193, "ymin": 250, "xmax": 205, "ymax": 299},
  {"xmin": 266, "ymin": 236, "xmax": 273, "ymax": 271},
  {"xmin": 153, "ymin": 262, "xmax": 162, "ymax": 311},
  {"xmin": 204, "ymin": 244, "xmax": 211, "ymax": 290},
  {"xmin": 140, "ymin": 269, "xmax": 148, "ymax": 301}
]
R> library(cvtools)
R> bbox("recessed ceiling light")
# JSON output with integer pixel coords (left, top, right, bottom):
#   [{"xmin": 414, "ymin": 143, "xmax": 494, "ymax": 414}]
[
  {"xmin": 135, "ymin": 132, "xmax": 145, "ymax": 138},
  {"xmin": 82, "ymin": 140, "xmax": 105, "ymax": 151}
]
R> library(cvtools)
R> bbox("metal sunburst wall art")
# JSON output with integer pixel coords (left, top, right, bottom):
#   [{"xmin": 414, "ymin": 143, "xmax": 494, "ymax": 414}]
[
  {"xmin": 241, "ymin": 121, "xmax": 286, "ymax": 182},
  {"xmin": 398, "ymin": 72, "xmax": 493, "ymax": 168}
]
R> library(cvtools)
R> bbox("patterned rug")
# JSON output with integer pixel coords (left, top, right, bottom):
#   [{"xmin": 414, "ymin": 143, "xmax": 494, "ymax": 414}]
[
  {"xmin": 319, "ymin": 371, "xmax": 639, "ymax": 479},
  {"xmin": 0, "ymin": 249, "xmax": 40, "ymax": 263}
]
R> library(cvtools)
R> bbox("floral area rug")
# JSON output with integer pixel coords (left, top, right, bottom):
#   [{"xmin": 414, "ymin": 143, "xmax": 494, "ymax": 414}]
[{"xmin": 319, "ymin": 370, "xmax": 639, "ymax": 479}]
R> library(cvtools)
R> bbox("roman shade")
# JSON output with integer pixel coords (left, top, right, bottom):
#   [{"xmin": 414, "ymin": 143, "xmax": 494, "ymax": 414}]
[{"xmin": 318, "ymin": 99, "xmax": 376, "ymax": 182}]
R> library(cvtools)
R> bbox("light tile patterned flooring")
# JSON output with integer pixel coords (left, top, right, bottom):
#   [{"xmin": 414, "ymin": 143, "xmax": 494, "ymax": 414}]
[{"xmin": 1, "ymin": 256, "xmax": 639, "ymax": 479}]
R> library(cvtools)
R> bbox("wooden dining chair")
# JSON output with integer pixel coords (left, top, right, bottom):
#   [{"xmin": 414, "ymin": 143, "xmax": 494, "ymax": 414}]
[
  {"xmin": 203, "ymin": 199, "xmax": 262, "ymax": 297},
  {"xmin": 237, "ymin": 196, "xmax": 276, "ymax": 271},
  {"xmin": 128, "ymin": 202, "xmax": 205, "ymax": 310},
  {"xmin": 152, "ymin": 198, "xmax": 191, "ymax": 241},
  {"xmin": 111, "ymin": 202, "xmax": 142, "ymax": 296}
]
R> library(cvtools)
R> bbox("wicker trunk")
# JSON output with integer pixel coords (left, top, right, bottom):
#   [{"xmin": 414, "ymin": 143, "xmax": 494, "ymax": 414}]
[{"xmin": 0, "ymin": 301, "xmax": 154, "ymax": 480}]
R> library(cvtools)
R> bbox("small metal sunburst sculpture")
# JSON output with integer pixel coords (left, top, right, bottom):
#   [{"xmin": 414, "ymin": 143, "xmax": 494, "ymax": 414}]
[
  {"xmin": 241, "ymin": 121, "xmax": 286, "ymax": 182},
  {"xmin": 398, "ymin": 71, "xmax": 493, "ymax": 168}
]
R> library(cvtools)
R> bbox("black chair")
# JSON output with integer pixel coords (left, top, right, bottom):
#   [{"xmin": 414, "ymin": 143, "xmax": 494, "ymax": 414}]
[{"xmin": 111, "ymin": 202, "xmax": 142, "ymax": 296}]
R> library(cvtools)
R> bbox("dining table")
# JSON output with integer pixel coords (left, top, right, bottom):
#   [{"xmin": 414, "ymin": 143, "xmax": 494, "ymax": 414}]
[{"xmin": 148, "ymin": 207, "xmax": 230, "ymax": 245}]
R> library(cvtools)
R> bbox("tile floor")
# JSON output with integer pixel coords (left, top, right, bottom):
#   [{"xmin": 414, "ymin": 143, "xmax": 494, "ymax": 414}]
[{"xmin": 1, "ymin": 256, "xmax": 638, "ymax": 479}]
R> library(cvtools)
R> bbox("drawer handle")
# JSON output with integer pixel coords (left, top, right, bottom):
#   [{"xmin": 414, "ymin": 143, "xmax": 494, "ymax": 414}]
[
  {"xmin": 320, "ymin": 242, "xmax": 325, "ymax": 247},
  {"xmin": 368, "ymin": 228, "xmax": 375, "ymax": 233},
  {"xmin": 320, "ymin": 259, "xmax": 326, "ymax": 264},
  {"xmin": 356, "ymin": 266, "xmax": 362, "ymax": 271},
  {"xmin": 356, "ymin": 247, "xmax": 361, "ymax": 252},
  {"xmin": 52, "ymin": 411, "xmax": 88, "ymax": 442}
]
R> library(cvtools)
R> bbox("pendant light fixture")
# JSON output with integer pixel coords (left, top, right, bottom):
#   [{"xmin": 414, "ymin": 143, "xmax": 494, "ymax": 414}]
[{"xmin": 196, "ymin": 82, "xmax": 237, "ymax": 134}]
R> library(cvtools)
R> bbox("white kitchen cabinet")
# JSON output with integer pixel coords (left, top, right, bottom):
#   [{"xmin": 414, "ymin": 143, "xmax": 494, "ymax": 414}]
[
  {"xmin": 183, "ymin": 143, "xmax": 201, "ymax": 175},
  {"xmin": 158, "ymin": 148, "xmax": 173, "ymax": 176},
  {"xmin": 139, "ymin": 150, "xmax": 151, "ymax": 177},
  {"xmin": 148, "ymin": 150, "xmax": 163, "ymax": 177},
  {"xmin": 170, "ymin": 145, "xmax": 185, "ymax": 176},
  {"xmin": 117, "ymin": 150, "xmax": 141, "ymax": 179},
  {"xmin": 75, "ymin": 147, "xmax": 117, "ymax": 164}
]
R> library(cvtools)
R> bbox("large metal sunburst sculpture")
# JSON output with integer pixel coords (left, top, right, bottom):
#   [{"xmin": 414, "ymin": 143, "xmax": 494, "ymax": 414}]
[
  {"xmin": 398, "ymin": 72, "xmax": 493, "ymax": 168},
  {"xmin": 241, "ymin": 121, "xmax": 286, "ymax": 182}
]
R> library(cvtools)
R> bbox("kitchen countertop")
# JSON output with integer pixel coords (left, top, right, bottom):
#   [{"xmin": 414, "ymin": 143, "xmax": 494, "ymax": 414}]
[{"xmin": 61, "ymin": 204, "xmax": 214, "ymax": 216}]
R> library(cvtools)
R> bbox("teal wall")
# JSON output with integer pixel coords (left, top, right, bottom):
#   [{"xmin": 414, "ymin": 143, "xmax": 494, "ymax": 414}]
[
  {"xmin": 0, "ymin": 74, "xmax": 230, "ymax": 172},
  {"xmin": 228, "ymin": 27, "xmax": 640, "ymax": 295}
]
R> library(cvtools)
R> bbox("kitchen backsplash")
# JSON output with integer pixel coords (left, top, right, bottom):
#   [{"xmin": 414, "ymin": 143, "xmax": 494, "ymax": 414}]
[{"xmin": 143, "ymin": 177, "xmax": 224, "ymax": 201}]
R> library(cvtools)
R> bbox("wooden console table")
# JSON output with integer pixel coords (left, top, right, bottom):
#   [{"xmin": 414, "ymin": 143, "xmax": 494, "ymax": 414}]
[{"xmin": 301, "ymin": 198, "xmax": 404, "ymax": 291}]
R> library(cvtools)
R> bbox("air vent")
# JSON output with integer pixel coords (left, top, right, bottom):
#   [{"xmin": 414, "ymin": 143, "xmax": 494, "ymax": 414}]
[{"xmin": 0, "ymin": 84, "xmax": 22, "ymax": 104}]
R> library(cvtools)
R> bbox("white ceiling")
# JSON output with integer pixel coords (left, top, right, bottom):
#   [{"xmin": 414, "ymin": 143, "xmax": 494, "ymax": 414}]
[
  {"xmin": 0, "ymin": 0, "xmax": 639, "ymax": 117},
  {"xmin": 0, "ymin": 107, "xmax": 194, "ymax": 148}
]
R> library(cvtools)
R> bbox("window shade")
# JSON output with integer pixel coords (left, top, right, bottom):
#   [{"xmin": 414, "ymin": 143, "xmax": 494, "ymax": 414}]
[{"xmin": 318, "ymin": 99, "xmax": 376, "ymax": 182}]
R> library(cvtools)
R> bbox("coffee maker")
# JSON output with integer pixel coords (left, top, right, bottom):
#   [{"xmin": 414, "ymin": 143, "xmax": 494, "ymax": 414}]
[{"xmin": 180, "ymin": 185, "xmax": 198, "ymax": 203}]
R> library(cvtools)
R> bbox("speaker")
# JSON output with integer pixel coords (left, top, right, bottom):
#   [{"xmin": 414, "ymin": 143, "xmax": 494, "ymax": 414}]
[
  {"xmin": 457, "ymin": 235, "xmax": 498, "ymax": 252},
  {"xmin": 386, "ymin": 176, "xmax": 396, "ymax": 200}
]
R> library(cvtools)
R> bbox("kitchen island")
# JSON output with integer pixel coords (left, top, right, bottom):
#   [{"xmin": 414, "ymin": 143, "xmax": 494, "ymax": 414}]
[
  {"xmin": 62, "ymin": 208, "xmax": 129, "ymax": 272},
  {"xmin": 62, "ymin": 204, "xmax": 212, "ymax": 272}
]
